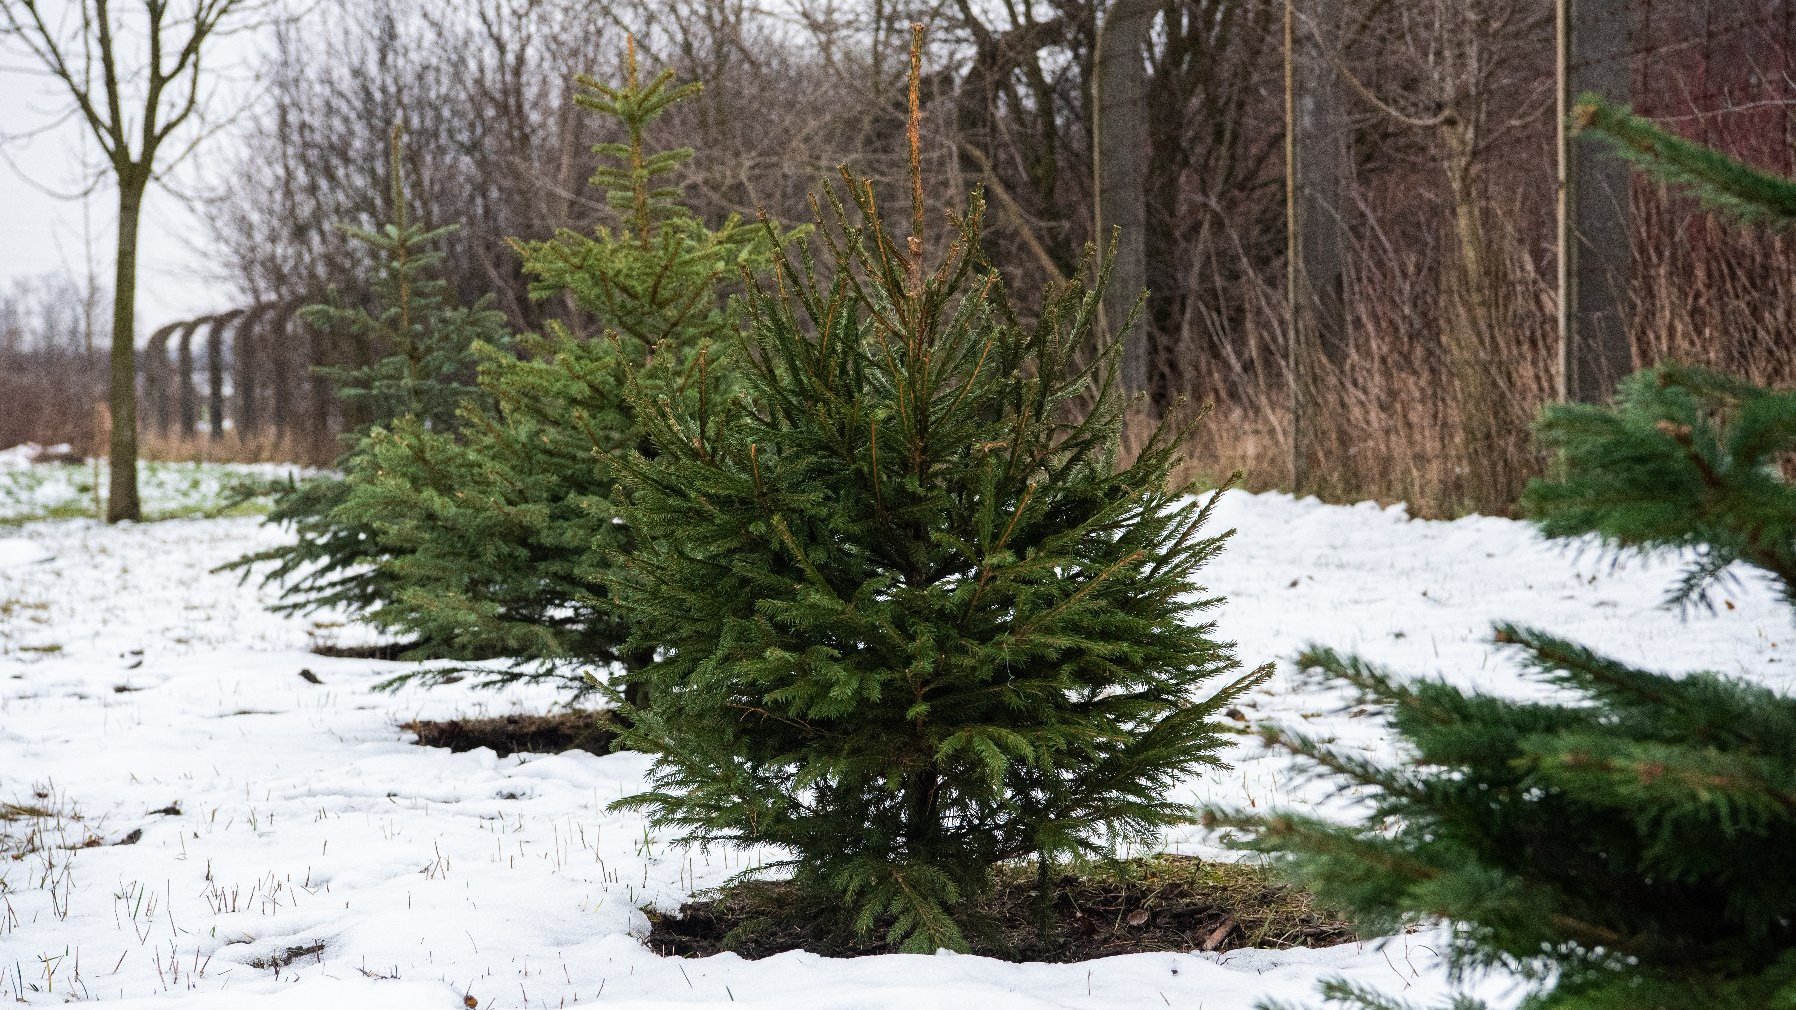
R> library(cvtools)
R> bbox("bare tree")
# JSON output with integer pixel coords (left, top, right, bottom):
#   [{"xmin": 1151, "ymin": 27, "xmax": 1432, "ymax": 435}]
[
  {"xmin": 1, "ymin": 0, "xmax": 258, "ymax": 520},
  {"xmin": 0, "ymin": 275, "xmax": 105, "ymax": 456},
  {"xmin": 1093, "ymin": 0, "xmax": 1154, "ymax": 405},
  {"xmin": 1315, "ymin": 0, "xmax": 1554, "ymax": 506},
  {"xmin": 1285, "ymin": 0, "xmax": 1350, "ymax": 491}
]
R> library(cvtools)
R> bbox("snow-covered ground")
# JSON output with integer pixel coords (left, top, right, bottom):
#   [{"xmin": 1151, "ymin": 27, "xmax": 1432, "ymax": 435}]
[
  {"xmin": 0, "ymin": 488, "xmax": 1787, "ymax": 1009},
  {"xmin": 0, "ymin": 460, "xmax": 306, "ymax": 525}
]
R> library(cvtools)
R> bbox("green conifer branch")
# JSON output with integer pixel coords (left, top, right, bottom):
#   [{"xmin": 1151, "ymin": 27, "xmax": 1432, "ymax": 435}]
[{"xmin": 1575, "ymin": 96, "xmax": 1796, "ymax": 225}]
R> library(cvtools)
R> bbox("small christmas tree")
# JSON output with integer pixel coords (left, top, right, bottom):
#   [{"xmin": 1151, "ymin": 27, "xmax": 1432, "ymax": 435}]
[
  {"xmin": 1212, "ymin": 100, "xmax": 1796, "ymax": 1010},
  {"xmin": 305, "ymin": 128, "xmax": 500, "ymax": 437},
  {"xmin": 311, "ymin": 45, "xmax": 783, "ymax": 688},
  {"xmin": 609, "ymin": 27, "xmax": 1267, "ymax": 954},
  {"xmin": 233, "ymin": 126, "xmax": 508, "ymax": 622}
]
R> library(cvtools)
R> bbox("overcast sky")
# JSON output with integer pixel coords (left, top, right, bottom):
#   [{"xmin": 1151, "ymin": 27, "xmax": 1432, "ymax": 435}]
[{"xmin": 0, "ymin": 5, "xmax": 274, "ymax": 334}]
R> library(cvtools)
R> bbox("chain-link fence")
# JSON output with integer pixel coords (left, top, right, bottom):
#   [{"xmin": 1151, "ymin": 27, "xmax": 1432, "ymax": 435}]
[
  {"xmin": 1617, "ymin": 1, "xmax": 1796, "ymax": 395},
  {"xmin": 1636, "ymin": 1, "xmax": 1796, "ymax": 175}
]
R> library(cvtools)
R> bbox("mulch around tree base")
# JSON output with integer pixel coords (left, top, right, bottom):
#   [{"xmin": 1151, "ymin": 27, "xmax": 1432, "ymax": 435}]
[
  {"xmin": 645, "ymin": 854, "xmax": 1355, "ymax": 963},
  {"xmin": 310, "ymin": 641, "xmax": 418, "ymax": 661},
  {"xmin": 401, "ymin": 710, "xmax": 618, "ymax": 758}
]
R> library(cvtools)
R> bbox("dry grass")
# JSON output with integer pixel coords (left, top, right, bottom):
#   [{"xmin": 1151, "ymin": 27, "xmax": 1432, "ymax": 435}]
[
  {"xmin": 1, "ymin": 788, "xmax": 92, "ymax": 860},
  {"xmin": 1159, "ymin": 186, "xmax": 1796, "ymax": 521},
  {"xmin": 1176, "ymin": 366, "xmax": 1550, "ymax": 519},
  {"xmin": 136, "ymin": 429, "xmax": 330, "ymax": 466},
  {"xmin": 1, "ymin": 785, "xmax": 90, "ymax": 940}
]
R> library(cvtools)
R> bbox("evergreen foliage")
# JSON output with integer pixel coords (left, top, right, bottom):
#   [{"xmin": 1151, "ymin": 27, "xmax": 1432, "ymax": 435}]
[
  {"xmin": 1527, "ymin": 99, "xmax": 1796, "ymax": 611},
  {"xmin": 232, "ymin": 129, "xmax": 508, "ymax": 622},
  {"xmin": 1574, "ymin": 96, "xmax": 1796, "ymax": 226},
  {"xmin": 1211, "ymin": 100, "xmax": 1796, "ymax": 1010},
  {"xmin": 304, "ymin": 205, "xmax": 497, "ymax": 433},
  {"xmin": 609, "ymin": 30, "xmax": 1268, "ymax": 954},
  {"xmin": 1527, "ymin": 363, "xmax": 1796, "ymax": 610},
  {"xmin": 1212, "ymin": 629, "xmax": 1796, "ymax": 1010},
  {"xmin": 295, "ymin": 46, "xmax": 783, "ymax": 689}
]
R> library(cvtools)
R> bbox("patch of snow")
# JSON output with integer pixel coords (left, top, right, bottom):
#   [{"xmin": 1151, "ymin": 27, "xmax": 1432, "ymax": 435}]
[
  {"xmin": 0, "ymin": 460, "xmax": 314, "ymax": 523},
  {"xmin": 0, "ymin": 443, "xmax": 74, "ymax": 468},
  {"xmin": 0, "ymin": 538, "xmax": 49, "ymax": 568},
  {"xmin": 1, "ymin": 489, "xmax": 1781, "ymax": 1008}
]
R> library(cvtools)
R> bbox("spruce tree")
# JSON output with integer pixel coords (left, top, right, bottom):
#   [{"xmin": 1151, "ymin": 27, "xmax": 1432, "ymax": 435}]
[
  {"xmin": 309, "ymin": 46, "xmax": 783, "ymax": 688},
  {"xmin": 610, "ymin": 28, "xmax": 1267, "ymax": 954},
  {"xmin": 1571, "ymin": 97, "xmax": 1796, "ymax": 226},
  {"xmin": 1527, "ymin": 362, "xmax": 1796, "ymax": 610},
  {"xmin": 1211, "ymin": 100, "xmax": 1796, "ymax": 1010},
  {"xmin": 233, "ymin": 127, "xmax": 507, "ymax": 623},
  {"xmin": 306, "ymin": 143, "xmax": 498, "ymax": 437}
]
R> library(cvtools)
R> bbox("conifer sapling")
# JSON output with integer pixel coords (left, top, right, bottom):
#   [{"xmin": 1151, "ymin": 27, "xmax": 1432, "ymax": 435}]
[
  {"xmin": 611, "ymin": 25, "xmax": 1269, "ymax": 953},
  {"xmin": 1529, "ymin": 97, "xmax": 1796, "ymax": 612},
  {"xmin": 246, "ymin": 50, "xmax": 783, "ymax": 691},
  {"xmin": 232, "ymin": 126, "xmax": 507, "ymax": 623}
]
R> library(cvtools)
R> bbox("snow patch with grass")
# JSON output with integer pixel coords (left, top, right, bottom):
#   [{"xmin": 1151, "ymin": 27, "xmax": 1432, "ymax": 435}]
[
  {"xmin": 0, "ymin": 457, "xmax": 309, "ymax": 525},
  {"xmin": 1, "ymin": 487, "xmax": 1783, "ymax": 1008}
]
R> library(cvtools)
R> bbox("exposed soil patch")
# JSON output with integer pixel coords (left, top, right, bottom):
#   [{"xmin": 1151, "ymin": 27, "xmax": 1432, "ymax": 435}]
[
  {"xmin": 402, "ymin": 710, "xmax": 618, "ymax": 758},
  {"xmin": 310, "ymin": 641, "xmax": 417, "ymax": 661},
  {"xmin": 645, "ymin": 854, "xmax": 1355, "ymax": 962},
  {"xmin": 249, "ymin": 942, "xmax": 326, "ymax": 972}
]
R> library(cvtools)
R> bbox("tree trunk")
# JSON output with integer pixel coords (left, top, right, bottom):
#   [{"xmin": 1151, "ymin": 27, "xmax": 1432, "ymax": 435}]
[
  {"xmin": 207, "ymin": 315, "xmax": 227, "ymax": 440},
  {"xmin": 1557, "ymin": 0, "xmax": 1633, "ymax": 403},
  {"xmin": 270, "ymin": 306, "xmax": 293, "ymax": 438},
  {"xmin": 107, "ymin": 174, "xmax": 147, "ymax": 523},
  {"xmin": 1094, "ymin": 0, "xmax": 1156, "ymax": 409},
  {"xmin": 307, "ymin": 324, "xmax": 334, "ymax": 464},
  {"xmin": 236, "ymin": 311, "xmax": 260, "ymax": 441},
  {"xmin": 1286, "ymin": 0, "xmax": 1351, "ymax": 493},
  {"xmin": 142, "ymin": 327, "xmax": 171, "ymax": 438},
  {"xmin": 1440, "ymin": 122, "xmax": 1524, "ymax": 511},
  {"xmin": 178, "ymin": 321, "xmax": 199, "ymax": 437}
]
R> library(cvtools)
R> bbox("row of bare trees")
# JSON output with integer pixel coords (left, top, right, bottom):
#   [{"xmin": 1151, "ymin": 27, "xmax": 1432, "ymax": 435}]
[
  {"xmin": 210, "ymin": 0, "xmax": 1571, "ymax": 511},
  {"xmin": 8, "ymin": 0, "xmax": 1783, "ymax": 516},
  {"xmin": 207, "ymin": 0, "xmax": 1297, "ymax": 445},
  {"xmin": 133, "ymin": 301, "xmax": 328, "ymax": 455}
]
